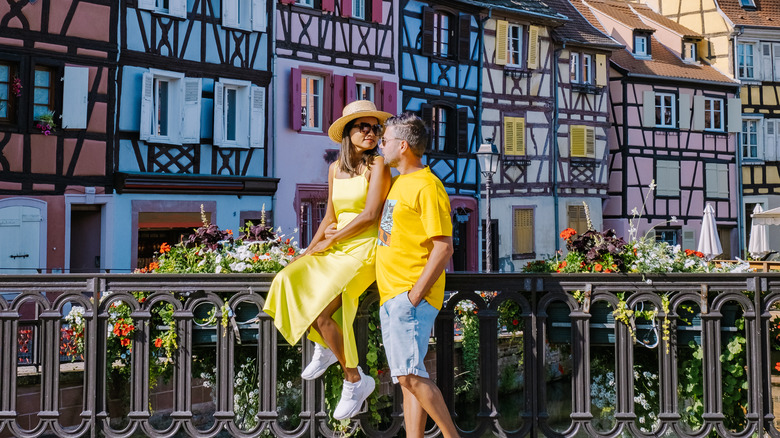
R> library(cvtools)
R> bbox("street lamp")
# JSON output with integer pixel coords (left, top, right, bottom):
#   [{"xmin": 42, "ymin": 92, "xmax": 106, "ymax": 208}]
[{"xmin": 477, "ymin": 140, "xmax": 500, "ymax": 272}]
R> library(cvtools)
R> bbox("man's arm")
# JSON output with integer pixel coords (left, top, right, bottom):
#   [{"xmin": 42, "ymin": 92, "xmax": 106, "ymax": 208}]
[{"xmin": 407, "ymin": 235, "xmax": 453, "ymax": 307}]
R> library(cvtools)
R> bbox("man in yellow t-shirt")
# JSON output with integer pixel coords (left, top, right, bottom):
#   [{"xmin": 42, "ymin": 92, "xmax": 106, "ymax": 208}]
[{"xmin": 376, "ymin": 113, "xmax": 458, "ymax": 438}]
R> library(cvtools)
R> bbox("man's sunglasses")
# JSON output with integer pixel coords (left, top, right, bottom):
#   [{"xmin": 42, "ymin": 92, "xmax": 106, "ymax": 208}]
[{"xmin": 351, "ymin": 122, "xmax": 383, "ymax": 135}]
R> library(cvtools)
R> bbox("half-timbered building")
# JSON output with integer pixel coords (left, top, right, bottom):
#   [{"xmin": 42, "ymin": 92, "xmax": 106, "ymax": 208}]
[
  {"xmin": 648, "ymin": 0, "xmax": 780, "ymax": 255},
  {"xmin": 0, "ymin": 0, "xmax": 116, "ymax": 274},
  {"xmin": 581, "ymin": 0, "xmax": 742, "ymax": 257},
  {"xmin": 114, "ymin": 0, "xmax": 275, "ymax": 270},
  {"xmin": 274, "ymin": 0, "xmax": 397, "ymax": 248}
]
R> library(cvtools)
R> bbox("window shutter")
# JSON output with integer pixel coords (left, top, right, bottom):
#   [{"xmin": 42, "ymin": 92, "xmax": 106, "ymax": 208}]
[
  {"xmin": 718, "ymin": 164, "xmax": 729, "ymax": 198},
  {"xmin": 290, "ymin": 68, "xmax": 302, "ymax": 131},
  {"xmin": 657, "ymin": 160, "xmax": 679, "ymax": 197},
  {"xmin": 727, "ymin": 97, "xmax": 742, "ymax": 133},
  {"xmin": 139, "ymin": 72, "xmax": 153, "ymax": 140},
  {"xmin": 213, "ymin": 81, "xmax": 224, "ymax": 146},
  {"xmin": 457, "ymin": 106, "xmax": 468, "ymax": 155},
  {"xmin": 762, "ymin": 43, "xmax": 772, "ymax": 81},
  {"xmin": 458, "ymin": 14, "xmax": 471, "ymax": 62},
  {"xmin": 331, "ymin": 75, "xmax": 345, "ymax": 125},
  {"xmin": 766, "ymin": 119, "xmax": 776, "ymax": 161},
  {"xmin": 568, "ymin": 205, "xmax": 587, "ymax": 234},
  {"xmin": 380, "ymin": 80, "xmax": 397, "ymax": 113},
  {"xmin": 585, "ymin": 127, "xmax": 596, "ymax": 157},
  {"xmin": 570, "ymin": 125, "xmax": 585, "ymax": 157},
  {"xmin": 692, "ymin": 95, "xmax": 705, "ymax": 131},
  {"xmin": 341, "ymin": 0, "xmax": 352, "ymax": 18},
  {"xmin": 527, "ymin": 26, "xmax": 539, "ymax": 69},
  {"xmin": 252, "ymin": 0, "xmax": 267, "ymax": 31},
  {"xmin": 421, "ymin": 7, "xmax": 434, "ymax": 56},
  {"xmin": 421, "ymin": 104, "xmax": 433, "ymax": 147},
  {"xmin": 223, "ymin": 0, "xmax": 238, "ymax": 28},
  {"xmin": 250, "ymin": 85, "xmax": 265, "ymax": 148},
  {"xmin": 705, "ymin": 163, "xmax": 717, "ymax": 198},
  {"xmin": 679, "ymin": 94, "xmax": 691, "ymax": 130},
  {"xmin": 595, "ymin": 53, "xmax": 607, "ymax": 87},
  {"xmin": 682, "ymin": 229, "xmax": 696, "ymax": 250},
  {"xmin": 495, "ymin": 20, "xmax": 508, "ymax": 66},
  {"xmin": 371, "ymin": 0, "xmax": 382, "ymax": 23},
  {"xmin": 170, "ymin": 0, "xmax": 187, "ymax": 18},
  {"xmin": 774, "ymin": 44, "xmax": 780, "ymax": 81},
  {"xmin": 61, "ymin": 66, "xmax": 89, "ymax": 130},
  {"xmin": 322, "ymin": 0, "xmax": 335, "ymax": 11},
  {"xmin": 138, "ymin": 0, "xmax": 155, "ymax": 10},
  {"xmin": 643, "ymin": 90, "xmax": 655, "ymax": 128},
  {"xmin": 181, "ymin": 77, "xmax": 202, "ymax": 144},
  {"xmin": 345, "ymin": 75, "xmax": 356, "ymax": 104},
  {"xmin": 513, "ymin": 208, "xmax": 534, "ymax": 255},
  {"xmin": 515, "ymin": 117, "xmax": 525, "ymax": 156}
]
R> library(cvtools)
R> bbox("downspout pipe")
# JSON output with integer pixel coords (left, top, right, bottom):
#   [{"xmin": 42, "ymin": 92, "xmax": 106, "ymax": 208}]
[
  {"xmin": 270, "ymin": 0, "xmax": 278, "ymax": 218},
  {"xmin": 553, "ymin": 44, "xmax": 563, "ymax": 254},
  {"xmin": 477, "ymin": 8, "xmax": 490, "ymax": 271},
  {"xmin": 732, "ymin": 26, "xmax": 745, "ymax": 257}
]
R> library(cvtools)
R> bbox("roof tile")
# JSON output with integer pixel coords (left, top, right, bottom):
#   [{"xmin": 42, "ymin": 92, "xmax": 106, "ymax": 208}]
[
  {"xmin": 545, "ymin": 0, "xmax": 622, "ymax": 47},
  {"xmin": 716, "ymin": 0, "xmax": 780, "ymax": 28}
]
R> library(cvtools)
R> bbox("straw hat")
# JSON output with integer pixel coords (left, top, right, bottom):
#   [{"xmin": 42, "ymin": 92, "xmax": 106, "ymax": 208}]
[{"xmin": 328, "ymin": 100, "xmax": 393, "ymax": 143}]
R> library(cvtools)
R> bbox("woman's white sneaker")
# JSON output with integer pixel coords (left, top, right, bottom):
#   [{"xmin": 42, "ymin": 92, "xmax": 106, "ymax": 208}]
[
  {"xmin": 333, "ymin": 367, "xmax": 375, "ymax": 420},
  {"xmin": 301, "ymin": 344, "xmax": 338, "ymax": 380}
]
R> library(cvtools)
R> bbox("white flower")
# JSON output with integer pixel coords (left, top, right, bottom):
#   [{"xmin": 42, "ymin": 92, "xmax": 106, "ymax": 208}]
[
  {"xmin": 215, "ymin": 265, "xmax": 222, "ymax": 273},
  {"xmin": 670, "ymin": 216, "xmax": 678, "ymax": 223}
]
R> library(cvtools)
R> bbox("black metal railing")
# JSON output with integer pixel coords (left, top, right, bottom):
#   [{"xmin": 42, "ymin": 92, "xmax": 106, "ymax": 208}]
[{"xmin": 0, "ymin": 273, "xmax": 779, "ymax": 437}]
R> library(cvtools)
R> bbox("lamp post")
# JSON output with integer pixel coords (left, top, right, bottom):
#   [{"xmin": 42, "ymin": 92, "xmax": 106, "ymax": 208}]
[{"xmin": 477, "ymin": 141, "xmax": 500, "ymax": 272}]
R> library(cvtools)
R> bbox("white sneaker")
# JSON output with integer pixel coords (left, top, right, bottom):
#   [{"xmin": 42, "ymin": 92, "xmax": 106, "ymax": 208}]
[
  {"xmin": 333, "ymin": 367, "xmax": 376, "ymax": 420},
  {"xmin": 301, "ymin": 344, "xmax": 338, "ymax": 380}
]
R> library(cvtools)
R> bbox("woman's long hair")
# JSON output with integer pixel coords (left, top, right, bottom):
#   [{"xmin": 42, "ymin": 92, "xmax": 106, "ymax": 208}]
[{"xmin": 338, "ymin": 120, "xmax": 379, "ymax": 176}]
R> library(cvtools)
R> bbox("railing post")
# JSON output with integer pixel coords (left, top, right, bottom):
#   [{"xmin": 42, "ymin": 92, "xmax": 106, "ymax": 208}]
[
  {"xmin": 569, "ymin": 286, "xmax": 592, "ymax": 429},
  {"xmin": 750, "ymin": 276, "xmax": 768, "ymax": 435},
  {"xmin": 90, "ymin": 277, "xmax": 105, "ymax": 437},
  {"xmin": 39, "ymin": 307, "xmax": 63, "ymax": 427},
  {"xmin": 478, "ymin": 306, "xmax": 499, "ymax": 428},
  {"xmin": 129, "ymin": 303, "xmax": 152, "ymax": 424},
  {"xmin": 172, "ymin": 307, "xmax": 193, "ymax": 423},
  {"xmin": 614, "ymin": 296, "xmax": 636, "ymax": 430},
  {"xmin": 701, "ymin": 299, "xmax": 725, "ymax": 430},
  {"xmin": 435, "ymin": 305, "xmax": 455, "ymax": 415},
  {"xmin": 0, "ymin": 304, "xmax": 16, "ymax": 428}
]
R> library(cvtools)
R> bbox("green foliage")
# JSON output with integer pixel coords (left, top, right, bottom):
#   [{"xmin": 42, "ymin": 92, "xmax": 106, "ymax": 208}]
[{"xmin": 454, "ymin": 301, "xmax": 480, "ymax": 400}]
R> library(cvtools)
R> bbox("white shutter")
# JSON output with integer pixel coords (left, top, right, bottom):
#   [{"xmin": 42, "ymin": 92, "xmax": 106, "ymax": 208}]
[
  {"xmin": 679, "ymin": 94, "xmax": 691, "ymax": 130},
  {"xmin": 718, "ymin": 164, "xmax": 729, "ymax": 198},
  {"xmin": 643, "ymin": 90, "xmax": 655, "ymax": 128},
  {"xmin": 61, "ymin": 66, "xmax": 89, "ymax": 130},
  {"xmin": 223, "ymin": 0, "xmax": 239, "ymax": 28},
  {"xmin": 181, "ymin": 78, "xmax": 202, "ymax": 144},
  {"xmin": 595, "ymin": 53, "xmax": 607, "ymax": 87},
  {"xmin": 774, "ymin": 44, "xmax": 780, "ymax": 82},
  {"xmin": 727, "ymin": 98, "xmax": 742, "ymax": 133},
  {"xmin": 762, "ymin": 43, "xmax": 772, "ymax": 81},
  {"xmin": 139, "ymin": 72, "xmax": 153, "ymax": 141},
  {"xmin": 170, "ymin": 0, "xmax": 187, "ymax": 18},
  {"xmin": 138, "ymin": 0, "xmax": 155, "ymax": 10},
  {"xmin": 657, "ymin": 160, "xmax": 679, "ymax": 197},
  {"xmin": 682, "ymin": 229, "xmax": 696, "ymax": 250},
  {"xmin": 766, "ymin": 119, "xmax": 776, "ymax": 161},
  {"xmin": 213, "ymin": 82, "xmax": 224, "ymax": 146},
  {"xmin": 250, "ymin": 85, "xmax": 265, "ymax": 148},
  {"xmin": 252, "ymin": 0, "xmax": 267, "ymax": 32},
  {"xmin": 692, "ymin": 95, "xmax": 705, "ymax": 131}
]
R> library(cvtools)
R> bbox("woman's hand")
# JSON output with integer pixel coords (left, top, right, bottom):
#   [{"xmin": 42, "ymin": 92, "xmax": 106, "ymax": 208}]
[
  {"xmin": 323, "ymin": 223, "xmax": 338, "ymax": 240},
  {"xmin": 307, "ymin": 237, "xmax": 334, "ymax": 255}
]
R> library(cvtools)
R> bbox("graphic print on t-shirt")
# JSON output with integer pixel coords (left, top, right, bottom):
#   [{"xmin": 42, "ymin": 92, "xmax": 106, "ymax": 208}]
[{"xmin": 378, "ymin": 199, "xmax": 396, "ymax": 247}]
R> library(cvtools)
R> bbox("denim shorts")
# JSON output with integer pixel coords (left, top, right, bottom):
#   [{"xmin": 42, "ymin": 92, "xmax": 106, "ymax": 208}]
[{"xmin": 379, "ymin": 291, "xmax": 439, "ymax": 383}]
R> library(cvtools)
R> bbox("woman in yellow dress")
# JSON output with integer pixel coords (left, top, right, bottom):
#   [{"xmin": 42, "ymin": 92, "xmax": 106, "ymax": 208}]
[{"xmin": 263, "ymin": 100, "xmax": 392, "ymax": 420}]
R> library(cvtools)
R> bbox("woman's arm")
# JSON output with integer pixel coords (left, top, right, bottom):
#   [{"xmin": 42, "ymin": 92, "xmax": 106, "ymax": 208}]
[
  {"xmin": 300, "ymin": 163, "xmax": 338, "ymax": 255},
  {"xmin": 307, "ymin": 157, "xmax": 391, "ymax": 254}
]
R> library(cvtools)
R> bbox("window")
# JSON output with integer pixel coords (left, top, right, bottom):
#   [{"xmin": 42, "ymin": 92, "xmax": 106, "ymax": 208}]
[
  {"xmin": 431, "ymin": 106, "xmax": 449, "ymax": 153},
  {"xmin": 655, "ymin": 229, "xmax": 678, "ymax": 246},
  {"xmin": 301, "ymin": 74, "xmax": 323, "ymax": 131},
  {"xmin": 740, "ymin": 0, "xmax": 756, "ymax": 7},
  {"xmin": 567, "ymin": 205, "xmax": 588, "ymax": 235},
  {"xmin": 706, "ymin": 162, "xmax": 729, "ymax": 198},
  {"xmin": 222, "ymin": 0, "xmax": 267, "ymax": 31},
  {"xmin": 352, "ymin": 0, "xmax": 365, "ymax": 19},
  {"xmin": 433, "ymin": 12, "xmax": 453, "ymax": 57},
  {"xmin": 738, "ymin": 43, "xmax": 755, "ymax": 79},
  {"xmin": 704, "ymin": 97, "xmax": 724, "ymax": 131},
  {"xmin": 157, "ymin": 0, "xmax": 169, "ymax": 12},
  {"xmin": 656, "ymin": 160, "xmax": 680, "ymax": 197},
  {"xmin": 503, "ymin": 116, "xmax": 526, "ymax": 157},
  {"xmin": 743, "ymin": 119, "xmax": 761, "ymax": 159},
  {"xmin": 0, "ymin": 61, "xmax": 17, "ymax": 123},
  {"xmin": 33, "ymin": 66, "xmax": 55, "ymax": 121},
  {"xmin": 297, "ymin": 186, "xmax": 328, "ymax": 248},
  {"xmin": 507, "ymin": 24, "xmax": 523, "ymax": 67},
  {"xmin": 296, "ymin": 0, "xmax": 313, "ymax": 5},
  {"xmin": 570, "ymin": 52, "xmax": 580, "ymax": 83},
  {"xmin": 570, "ymin": 125, "xmax": 595, "ymax": 158},
  {"xmin": 137, "ymin": 0, "xmax": 187, "ymax": 18},
  {"xmin": 214, "ymin": 78, "xmax": 265, "ymax": 148},
  {"xmin": 655, "ymin": 93, "xmax": 676, "ymax": 128},
  {"xmin": 582, "ymin": 54, "xmax": 593, "ymax": 84},
  {"xmin": 140, "ymin": 69, "xmax": 202, "ymax": 145},
  {"xmin": 683, "ymin": 41, "xmax": 697, "ymax": 62},
  {"xmin": 512, "ymin": 207, "xmax": 534, "ymax": 258},
  {"xmin": 356, "ymin": 81, "xmax": 374, "ymax": 102},
  {"xmin": 634, "ymin": 34, "xmax": 649, "ymax": 57}
]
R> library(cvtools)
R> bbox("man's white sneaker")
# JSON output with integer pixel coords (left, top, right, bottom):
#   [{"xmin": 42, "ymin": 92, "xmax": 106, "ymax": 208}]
[
  {"xmin": 301, "ymin": 344, "xmax": 338, "ymax": 380},
  {"xmin": 333, "ymin": 367, "xmax": 376, "ymax": 420}
]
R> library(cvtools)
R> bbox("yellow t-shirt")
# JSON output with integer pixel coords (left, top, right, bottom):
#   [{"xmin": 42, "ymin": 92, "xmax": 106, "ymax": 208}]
[{"xmin": 376, "ymin": 167, "xmax": 452, "ymax": 309}]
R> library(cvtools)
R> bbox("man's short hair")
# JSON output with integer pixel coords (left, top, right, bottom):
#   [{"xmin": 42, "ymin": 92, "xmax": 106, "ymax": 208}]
[{"xmin": 384, "ymin": 112, "xmax": 428, "ymax": 158}]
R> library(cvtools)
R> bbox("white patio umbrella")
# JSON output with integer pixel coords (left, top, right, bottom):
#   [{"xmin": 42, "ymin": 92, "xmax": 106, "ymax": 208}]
[
  {"xmin": 749, "ymin": 204, "xmax": 770, "ymax": 259},
  {"xmin": 697, "ymin": 203, "xmax": 722, "ymax": 260}
]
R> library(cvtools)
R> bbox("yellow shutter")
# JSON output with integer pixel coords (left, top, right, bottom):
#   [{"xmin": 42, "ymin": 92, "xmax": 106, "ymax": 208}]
[
  {"xmin": 595, "ymin": 53, "xmax": 607, "ymax": 86},
  {"xmin": 504, "ymin": 116, "xmax": 515, "ymax": 155},
  {"xmin": 585, "ymin": 127, "xmax": 596, "ymax": 157},
  {"xmin": 495, "ymin": 20, "xmax": 508, "ymax": 66},
  {"xmin": 515, "ymin": 117, "xmax": 525, "ymax": 156},
  {"xmin": 567, "ymin": 205, "xmax": 587, "ymax": 234},
  {"xmin": 570, "ymin": 125, "xmax": 585, "ymax": 157},
  {"xmin": 527, "ymin": 26, "xmax": 539, "ymax": 69},
  {"xmin": 513, "ymin": 208, "xmax": 534, "ymax": 255}
]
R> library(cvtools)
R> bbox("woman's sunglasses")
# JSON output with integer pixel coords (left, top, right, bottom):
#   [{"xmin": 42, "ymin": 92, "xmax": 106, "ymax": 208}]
[{"xmin": 350, "ymin": 122, "xmax": 383, "ymax": 135}]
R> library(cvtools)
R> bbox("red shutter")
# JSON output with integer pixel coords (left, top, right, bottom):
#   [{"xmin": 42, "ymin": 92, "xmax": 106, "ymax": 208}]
[
  {"xmin": 345, "ymin": 75, "xmax": 356, "ymax": 104},
  {"xmin": 371, "ymin": 0, "xmax": 382, "ymax": 23},
  {"xmin": 331, "ymin": 75, "xmax": 345, "ymax": 124},
  {"xmin": 421, "ymin": 7, "xmax": 434, "ymax": 56},
  {"xmin": 341, "ymin": 0, "xmax": 351, "ymax": 18},
  {"xmin": 280, "ymin": 0, "xmax": 295, "ymax": 4},
  {"xmin": 322, "ymin": 0, "xmax": 334, "ymax": 12},
  {"xmin": 291, "ymin": 68, "xmax": 302, "ymax": 131},
  {"xmin": 380, "ymin": 80, "xmax": 397, "ymax": 113},
  {"xmin": 458, "ymin": 14, "xmax": 472, "ymax": 62}
]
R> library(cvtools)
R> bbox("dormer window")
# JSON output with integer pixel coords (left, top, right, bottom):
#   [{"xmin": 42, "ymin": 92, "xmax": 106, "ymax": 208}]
[
  {"xmin": 740, "ymin": 0, "xmax": 756, "ymax": 7},
  {"xmin": 683, "ymin": 41, "xmax": 697, "ymax": 62},
  {"xmin": 634, "ymin": 32, "xmax": 651, "ymax": 58}
]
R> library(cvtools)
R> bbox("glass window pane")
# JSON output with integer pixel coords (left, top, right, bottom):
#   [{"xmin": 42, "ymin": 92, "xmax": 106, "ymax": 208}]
[
  {"xmin": 0, "ymin": 65, "xmax": 8, "ymax": 82},
  {"xmin": 157, "ymin": 80, "xmax": 168, "ymax": 136},
  {"xmin": 34, "ymin": 69, "xmax": 50, "ymax": 87},
  {"xmin": 226, "ymin": 88, "xmax": 237, "ymax": 141},
  {"xmin": 33, "ymin": 105, "xmax": 49, "ymax": 120},
  {"xmin": 0, "ymin": 86, "xmax": 7, "ymax": 100},
  {"xmin": 34, "ymin": 87, "xmax": 49, "ymax": 105}
]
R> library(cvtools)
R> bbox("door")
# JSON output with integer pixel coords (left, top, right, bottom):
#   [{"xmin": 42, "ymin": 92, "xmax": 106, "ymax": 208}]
[
  {"xmin": 70, "ymin": 206, "xmax": 102, "ymax": 273},
  {"xmin": 0, "ymin": 205, "xmax": 42, "ymax": 274}
]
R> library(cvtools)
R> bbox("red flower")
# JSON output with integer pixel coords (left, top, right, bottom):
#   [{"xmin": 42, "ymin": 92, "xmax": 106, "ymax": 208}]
[
  {"xmin": 560, "ymin": 228, "xmax": 577, "ymax": 240},
  {"xmin": 160, "ymin": 242, "xmax": 171, "ymax": 253},
  {"xmin": 252, "ymin": 254, "xmax": 260, "ymax": 262},
  {"xmin": 594, "ymin": 263, "xmax": 603, "ymax": 272},
  {"xmin": 694, "ymin": 251, "xmax": 704, "ymax": 258},
  {"xmin": 775, "ymin": 362, "xmax": 780, "ymax": 372},
  {"xmin": 147, "ymin": 261, "xmax": 160, "ymax": 271},
  {"xmin": 121, "ymin": 338, "xmax": 131, "ymax": 347},
  {"xmin": 285, "ymin": 238, "xmax": 290, "ymax": 244},
  {"xmin": 226, "ymin": 229, "xmax": 233, "ymax": 235},
  {"xmin": 138, "ymin": 297, "xmax": 146, "ymax": 303},
  {"xmin": 684, "ymin": 249, "xmax": 694, "ymax": 256},
  {"xmin": 512, "ymin": 319, "xmax": 519, "ymax": 325},
  {"xmin": 287, "ymin": 247, "xmax": 295, "ymax": 255},
  {"xmin": 154, "ymin": 338, "xmax": 163, "ymax": 348}
]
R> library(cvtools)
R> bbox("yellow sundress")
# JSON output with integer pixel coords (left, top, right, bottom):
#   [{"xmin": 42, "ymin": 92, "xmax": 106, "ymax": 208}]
[{"xmin": 263, "ymin": 170, "xmax": 376, "ymax": 368}]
